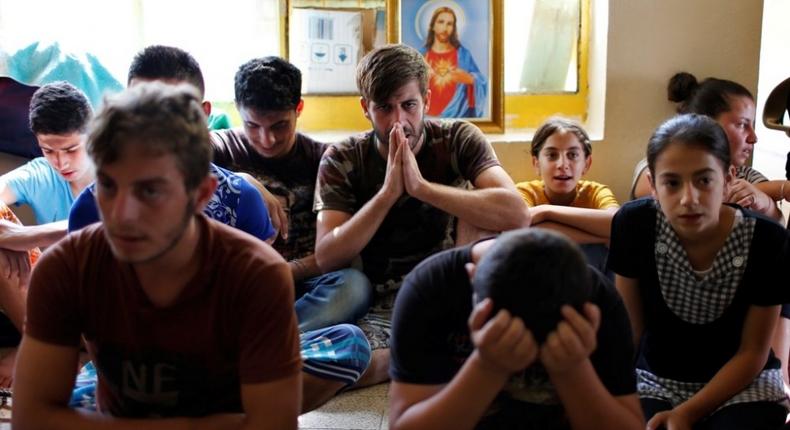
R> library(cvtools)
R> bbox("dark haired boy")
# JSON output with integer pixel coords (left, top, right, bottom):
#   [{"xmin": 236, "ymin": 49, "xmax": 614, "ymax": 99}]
[
  {"xmin": 388, "ymin": 228, "xmax": 643, "ymax": 430},
  {"xmin": 314, "ymin": 44, "xmax": 529, "ymax": 384},
  {"xmin": 0, "ymin": 82, "xmax": 95, "ymax": 378},
  {"xmin": 68, "ymin": 45, "xmax": 276, "ymax": 243},
  {"xmin": 210, "ymin": 57, "xmax": 372, "ymax": 409},
  {"xmin": 13, "ymin": 82, "xmax": 302, "ymax": 429}
]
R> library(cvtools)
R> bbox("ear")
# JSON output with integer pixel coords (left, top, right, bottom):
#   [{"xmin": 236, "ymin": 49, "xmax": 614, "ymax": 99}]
[
  {"xmin": 202, "ymin": 101, "xmax": 212, "ymax": 117},
  {"xmin": 531, "ymin": 155, "xmax": 540, "ymax": 174},
  {"xmin": 360, "ymin": 97, "xmax": 371, "ymax": 120},
  {"xmin": 582, "ymin": 154, "xmax": 592, "ymax": 175},
  {"xmin": 465, "ymin": 262, "xmax": 476, "ymax": 280},
  {"xmin": 423, "ymin": 89, "xmax": 432, "ymax": 114},
  {"xmin": 193, "ymin": 175, "xmax": 219, "ymax": 213},
  {"xmin": 646, "ymin": 171, "xmax": 657, "ymax": 199},
  {"xmin": 295, "ymin": 99, "xmax": 305, "ymax": 118}
]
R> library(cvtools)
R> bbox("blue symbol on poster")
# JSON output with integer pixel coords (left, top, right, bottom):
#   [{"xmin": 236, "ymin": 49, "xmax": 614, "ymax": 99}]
[
  {"xmin": 311, "ymin": 43, "xmax": 329, "ymax": 64},
  {"xmin": 334, "ymin": 44, "xmax": 352, "ymax": 65}
]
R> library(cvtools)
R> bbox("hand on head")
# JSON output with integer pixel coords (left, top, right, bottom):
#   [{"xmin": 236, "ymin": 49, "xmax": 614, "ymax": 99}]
[
  {"xmin": 539, "ymin": 303, "xmax": 601, "ymax": 375},
  {"xmin": 468, "ymin": 298, "xmax": 539, "ymax": 376},
  {"xmin": 468, "ymin": 298, "xmax": 601, "ymax": 378}
]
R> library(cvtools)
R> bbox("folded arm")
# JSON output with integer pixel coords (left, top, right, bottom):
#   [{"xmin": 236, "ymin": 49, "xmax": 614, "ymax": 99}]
[
  {"xmin": 13, "ymin": 336, "xmax": 301, "ymax": 430},
  {"xmin": 529, "ymin": 206, "xmax": 617, "ymax": 239},
  {"xmin": 405, "ymin": 164, "xmax": 529, "ymax": 231}
]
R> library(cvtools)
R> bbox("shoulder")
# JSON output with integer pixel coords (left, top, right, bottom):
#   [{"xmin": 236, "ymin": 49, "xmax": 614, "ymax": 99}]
[
  {"xmin": 736, "ymin": 165, "xmax": 768, "ymax": 184},
  {"xmin": 516, "ymin": 180, "xmax": 544, "ymax": 192},
  {"xmin": 428, "ymin": 119, "xmax": 484, "ymax": 141},
  {"xmin": 206, "ymin": 218, "xmax": 286, "ymax": 272},
  {"xmin": 578, "ymin": 180, "xmax": 611, "ymax": 192},
  {"xmin": 743, "ymin": 207, "xmax": 787, "ymax": 242},
  {"xmin": 322, "ymin": 132, "xmax": 373, "ymax": 164},
  {"xmin": 37, "ymin": 223, "xmax": 107, "ymax": 272},
  {"xmin": 296, "ymin": 132, "xmax": 328, "ymax": 152},
  {"xmin": 616, "ymin": 198, "xmax": 656, "ymax": 218},
  {"xmin": 8, "ymin": 157, "xmax": 56, "ymax": 179},
  {"xmin": 210, "ymin": 128, "xmax": 247, "ymax": 147}
]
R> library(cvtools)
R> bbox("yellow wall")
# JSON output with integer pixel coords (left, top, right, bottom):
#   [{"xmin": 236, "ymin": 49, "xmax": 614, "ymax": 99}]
[{"xmin": 497, "ymin": 0, "xmax": 762, "ymax": 202}]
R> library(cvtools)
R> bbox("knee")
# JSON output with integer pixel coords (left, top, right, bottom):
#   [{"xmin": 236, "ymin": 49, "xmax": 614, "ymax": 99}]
[{"xmin": 336, "ymin": 269, "xmax": 372, "ymax": 309}]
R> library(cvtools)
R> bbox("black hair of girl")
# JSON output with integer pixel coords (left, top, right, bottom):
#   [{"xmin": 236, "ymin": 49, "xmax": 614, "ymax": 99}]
[
  {"xmin": 530, "ymin": 116, "xmax": 592, "ymax": 157},
  {"xmin": 646, "ymin": 113, "xmax": 731, "ymax": 181},
  {"xmin": 667, "ymin": 72, "xmax": 753, "ymax": 118}
]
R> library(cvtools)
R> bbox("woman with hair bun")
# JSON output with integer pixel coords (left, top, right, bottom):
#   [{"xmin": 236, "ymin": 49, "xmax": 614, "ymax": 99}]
[{"xmin": 631, "ymin": 73, "xmax": 781, "ymax": 222}]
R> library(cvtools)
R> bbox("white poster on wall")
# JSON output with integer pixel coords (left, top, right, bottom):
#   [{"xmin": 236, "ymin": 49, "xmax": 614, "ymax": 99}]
[{"xmin": 290, "ymin": 8, "xmax": 362, "ymax": 94}]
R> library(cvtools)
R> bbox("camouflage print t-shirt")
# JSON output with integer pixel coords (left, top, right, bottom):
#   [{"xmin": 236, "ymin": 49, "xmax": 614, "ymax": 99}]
[
  {"xmin": 210, "ymin": 130, "xmax": 327, "ymax": 261},
  {"xmin": 314, "ymin": 119, "xmax": 500, "ymax": 285}
]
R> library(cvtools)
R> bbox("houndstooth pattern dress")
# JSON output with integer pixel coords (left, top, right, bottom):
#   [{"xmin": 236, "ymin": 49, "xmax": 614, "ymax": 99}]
[{"xmin": 637, "ymin": 209, "xmax": 787, "ymax": 411}]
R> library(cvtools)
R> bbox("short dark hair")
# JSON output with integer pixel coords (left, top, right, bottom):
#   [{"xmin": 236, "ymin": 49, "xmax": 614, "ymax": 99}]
[
  {"xmin": 127, "ymin": 45, "xmax": 205, "ymax": 98},
  {"xmin": 530, "ymin": 117, "xmax": 592, "ymax": 157},
  {"xmin": 234, "ymin": 57, "xmax": 302, "ymax": 112},
  {"xmin": 29, "ymin": 81, "xmax": 92, "ymax": 135},
  {"xmin": 88, "ymin": 82, "xmax": 210, "ymax": 191},
  {"xmin": 667, "ymin": 72, "xmax": 753, "ymax": 119},
  {"xmin": 356, "ymin": 44, "xmax": 429, "ymax": 103},
  {"xmin": 647, "ymin": 113, "xmax": 731, "ymax": 181},
  {"xmin": 472, "ymin": 228, "xmax": 592, "ymax": 343}
]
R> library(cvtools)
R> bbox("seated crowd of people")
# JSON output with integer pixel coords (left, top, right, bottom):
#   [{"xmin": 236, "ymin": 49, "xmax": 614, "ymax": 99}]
[{"xmin": 0, "ymin": 42, "xmax": 789, "ymax": 430}]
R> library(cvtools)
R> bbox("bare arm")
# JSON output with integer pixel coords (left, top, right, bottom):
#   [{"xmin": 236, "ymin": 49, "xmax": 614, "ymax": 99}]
[
  {"xmin": 0, "ymin": 180, "xmax": 19, "ymax": 206},
  {"xmin": 13, "ymin": 335, "xmax": 300, "ymax": 430},
  {"xmin": 389, "ymin": 299, "xmax": 539, "ymax": 430},
  {"xmin": 755, "ymin": 179, "xmax": 790, "ymax": 202},
  {"xmin": 530, "ymin": 206, "xmax": 618, "ymax": 239},
  {"xmin": 542, "ymin": 304, "xmax": 644, "ymax": 430},
  {"xmin": 315, "ymin": 126, "xmax": 406, "ymax": 273},
  {"xmin": 614, "ymin": 275, "xmax": 644, "ymax": 346},
  {"xmin": 0, "ymin": 219, "xmax": 67, "ymax": 251},
  {"xmin": 532, "ymin": 221, "xmax": 608, "ymax": 245},
  {"xmin": 289, "ymin": 254, "xmax": 321, "ymax": 282},
  {"xmin": 401, "ymin": 143, "xmax": 529, "ymax": 231},
  {"xmin": 647, "ymin": 305, "xmax": 780, "ymax": 429}
]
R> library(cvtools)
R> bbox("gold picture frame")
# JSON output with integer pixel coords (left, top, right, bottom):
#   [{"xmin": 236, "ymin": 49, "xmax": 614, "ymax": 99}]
[
  {"xmin": 282, "ymin": 0, "xmax": 503, "ymax": 133},
  {"xmin": 387, "ymin": 0, "xmax": 504, "ymax": 133}
]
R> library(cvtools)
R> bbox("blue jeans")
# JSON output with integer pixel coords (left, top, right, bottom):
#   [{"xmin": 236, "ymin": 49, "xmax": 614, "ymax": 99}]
[{"xmin": 295, "ymin": 268, "xmax": 372, "ymax": 332}]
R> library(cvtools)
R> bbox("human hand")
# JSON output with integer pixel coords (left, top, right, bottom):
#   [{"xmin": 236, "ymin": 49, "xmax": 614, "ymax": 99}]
[
  {"xmin": 0, "ymin": 219, "xmax": 29, "ymax": 251},
  {"xmin": 526, "ymin": 205, "xmax": 548, "ymax": 226},
  {"xmin": 647, "ymin": 408, "xmax": 694, "ymax": 430},
  {"xmin": 450, "ymin": 68, "xmax": 475, "ymax": 85},
  {"xmin": 255, "ymin": 181, "xmax": 289, "ymax": 241},
  {"xmin": 541, "ymin": 303, "xmax": 601, "ymax": 376},
  {"xmin": 401, "ymin": 135, "xmax": 426, "ymax": 198},
  {"xmin": 728, "ymin": 179, "xmax": 772, "ymax": 212},
  {"xmin": 0, "ymin": 248, "xmax": 30, "ymax": 282},
  {"xmin": 468, "ymin": 298, "xmax": 539, "ymax": 376},
  {"xmin": 380, "ymin": 123, "xmax": 405, "ymax": 203}
]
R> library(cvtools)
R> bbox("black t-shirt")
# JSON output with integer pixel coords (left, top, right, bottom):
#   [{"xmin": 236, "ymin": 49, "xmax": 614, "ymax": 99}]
[
  {"xmin": 210, "ymin": 130, "xmax": 327, "ymax": 261},
  {"xmin": 390, "ymin": 243, "xmax": 636, "ymax": 430}
]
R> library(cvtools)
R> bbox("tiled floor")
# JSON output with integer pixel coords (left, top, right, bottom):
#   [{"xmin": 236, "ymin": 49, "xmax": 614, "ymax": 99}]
[{"xmin": 300, "ymin": 383, "xmax": 390, "ymax": 430}]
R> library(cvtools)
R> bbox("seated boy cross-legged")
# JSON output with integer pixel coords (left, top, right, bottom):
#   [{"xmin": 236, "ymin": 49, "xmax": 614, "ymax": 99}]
[
  {"xmin": 12, "ymin": 82, "xmax": 302, "ymax": 429},
  {"xmin": 388, "ymin": 228, "xmax": 644, "ymax": 430}
]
